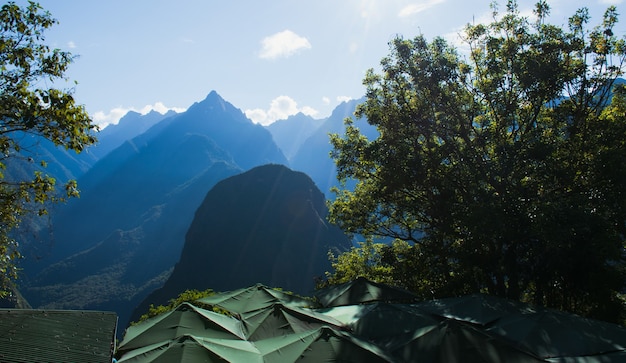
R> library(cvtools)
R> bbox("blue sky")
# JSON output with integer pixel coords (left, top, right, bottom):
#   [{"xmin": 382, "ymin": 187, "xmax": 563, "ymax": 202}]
[{"xmin": 19, "ymin": 0, "xmax": 626, "ymax": 127}]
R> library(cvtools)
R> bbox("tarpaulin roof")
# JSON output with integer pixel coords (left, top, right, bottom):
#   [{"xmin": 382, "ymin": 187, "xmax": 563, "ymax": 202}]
[
  {"xmin": 0, "ymin": 309, "xmax": 117, "ymax": 363},
  {"xmin": 117, "ymin": 302, "xmax": 246, "ymax": 356},
  {"xmin": 413, "ymin": 293, "xmax": 534, "ymax": 325},
  {"xmin": 196, "ymin": 283, "xmax": 317, "ymax": 314},
  {"xmin": 388, "ymin": 318, "xmax": 545, "ymax": 363},
  {"xmin": 239, "ymin": 302, "xmax": 343, "ymax": 340},
  {"xmin": 315, "ymin": 276, "xmax": 418, "ymax": 307},
  {"xmin": 117, "ymin": 334, "xmax": 262, "ymax": 363},
  {"xmin": 341, "ymin": 303, "xmax": 441, "ymax": 346},
  {"xmin": 118, "ymin": 279, "xmax": 626, "ymax": 362},
  {"xmin": 255, "ymin": 326, "xmax": 397, "ymax": 363},
  {"xmin": 486, "ymin": 307, "xmax": 626, "ymax": 360},
  {"xmin": 119, "ymin": 327, "xmax": 395, "ymax": 363}
]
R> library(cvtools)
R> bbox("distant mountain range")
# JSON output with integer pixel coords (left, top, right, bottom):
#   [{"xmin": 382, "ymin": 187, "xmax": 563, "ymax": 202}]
[
  {"xmin": 289, "ymin": 97, "xmax": 378, "ymax": 197},
  {"xmin": 266, "ymin": 112, "xmax": 323, "ymax": 161},
  {"xmin": 15, "ymin": 91, "xmax": 369, "ymax": 331}
]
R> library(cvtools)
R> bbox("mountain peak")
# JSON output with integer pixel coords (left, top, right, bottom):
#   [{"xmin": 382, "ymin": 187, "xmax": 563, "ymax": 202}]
[{"xmin": 185, "ymin": 90, "xmax": 233, "ymax": 115}]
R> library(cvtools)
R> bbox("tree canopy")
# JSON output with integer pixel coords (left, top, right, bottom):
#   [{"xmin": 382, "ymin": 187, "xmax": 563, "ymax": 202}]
[
  {"xmin": 0, "ymin": 2, "xmax": 97, "ymax": 292},
  {"xmin": 328, "ymin": 0, "xmax": 626, "ymax": 322}
]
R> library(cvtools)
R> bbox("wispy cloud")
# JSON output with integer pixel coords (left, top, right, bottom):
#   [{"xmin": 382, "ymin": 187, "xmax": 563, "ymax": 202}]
[
  {"xmin": 67, "ymin": 41, "xmax": 77, "ymax": 49},
  {"xmin": 398, "ymin": 0, "xmax": 445, "ymax": 17},
  {"xmin": 259, "ymin": 30, "xmax": 311, "ymax": 60},
  {"xmin": 93, "ymin": 102, "xmax": 186, "ymax": 129},
  {"xmin": 336, "ymin": 95, "xmax": 354, "ymax": 103},
  {"xmin": 245, "ymin": 95, "xmax": 317, "ymax": 125}
]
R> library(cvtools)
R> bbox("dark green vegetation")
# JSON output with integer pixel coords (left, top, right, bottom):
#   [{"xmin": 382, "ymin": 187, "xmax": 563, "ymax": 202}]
[
  {"xmin": 328, "ymin": 0, "xmax": 626, "ymax": 323},
  {"xmin": 131, "ymin": 164, "xmax": 352, "ymax": 324},
  {"xmin": 134, "ymin": 288, "xmax": 217, "ymax": 324},
  {"xmin": 0, "ymin": 1, "xmax": 97, "ymax": 293}
]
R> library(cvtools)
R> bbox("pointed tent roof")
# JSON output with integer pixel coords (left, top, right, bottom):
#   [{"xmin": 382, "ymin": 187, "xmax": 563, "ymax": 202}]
[
  {"xmin": 315, "ymin": 277, "xmax": 418, "ymax": 307},
  {"xmin": 255, "ymin": 326, "xmax": 396, "ymax": 363},
  {"xmin": 117, "ymin": 334, "xmax": 262, "ymax": 363},
  {"xmin": 240, "ymin": 302, "xmax": 344, "ymax": 341},
  {"xmin": 413, "ymin": 293, "xmax": 534, "ymax": 325},
  {"xmin": 196, "ymin": 283, "xmax": 317, "ymax": 314},
  {"xmin": 487, "ymin": 307, "xmax": 626, "ymax": 360},
  {"xmin": 389, "ymin": 318, "xmax": 545, "ymax": 363},
  {"xmin": 117, "ymin": 282, "xmax": 626, "ymax": 362},
  {"xmin": 117, "ymin": 302, "xmax": 245, "ymax": 355},
  {"xmin": 344, "ymin": 302, "xmax": 441, "ymax": 346}
]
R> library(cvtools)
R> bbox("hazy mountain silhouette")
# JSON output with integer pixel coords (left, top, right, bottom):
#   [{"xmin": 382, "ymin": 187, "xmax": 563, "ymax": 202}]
[
  {"xmin": 290, "ymin": 97, "xmax": 377, "ymax": 197},
  {"xmin": 90, "ymin": 110, "xmax": 177, "ymax": 159},
  {"xmin": 266, "ymin": 112, "xmax": 323, "ymax": 161},
  {"xmin": 132, "ymin": 164, "xmax": 351, "ymax": 323},
  {"xmin": 20, "ymin": 91, "xmax": 287, "ymax": 329}
]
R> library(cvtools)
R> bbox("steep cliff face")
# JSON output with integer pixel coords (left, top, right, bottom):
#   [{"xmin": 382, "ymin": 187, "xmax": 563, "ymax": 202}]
[{"xmin": 133, "ymin": 164, "xmax": 351, "ymax": 322}]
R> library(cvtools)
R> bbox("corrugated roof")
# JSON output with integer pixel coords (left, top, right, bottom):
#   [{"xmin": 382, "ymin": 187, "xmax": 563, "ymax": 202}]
[{"xmin": 0, "ymin": 309, "xmax": 117, "ymax": 363}]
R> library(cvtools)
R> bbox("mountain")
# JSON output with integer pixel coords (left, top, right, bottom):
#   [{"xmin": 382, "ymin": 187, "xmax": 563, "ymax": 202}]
[
  {"xmin": 132, "ymin": 164, "xmax": 351, "ymax": 323},
  {"xmin": 3, "ymin": 133, "xmax": 98, "ymax": 190},
  {"xmin": 89, "ymin": 110, "xmax": 176, "ymax": 159},
  {"xmin": 290, "ymin": 97, "xmax": 378, "ymax": 197},
  {"xmin": 19, "ymin": 91, "xmax": 288, "ymax": 330},
  {"xmin": 265, "ymin": 112, "xmax": 323, "ymax": 161}
]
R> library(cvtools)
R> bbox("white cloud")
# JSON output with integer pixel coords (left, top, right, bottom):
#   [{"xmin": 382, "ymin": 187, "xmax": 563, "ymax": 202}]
[
  {"xmin": 93, "ymin": 108, "xmax": 129, "ymax": 129},
  {"xmin": 300, "ymin": 106, "xmax": 318, "ymax": 118},
  {"xmin": 67, "ymin": 41, "xmax": 76, "ymax": 49},
  {"xmin": 259, "ymin": 30, "xmax": 312, "ymax": 60},
  {"xmin": 337, "ymin": 96, "xmax": 353, "ymax": 103},
  {"xmin": 322, "ymin": 96, "xmax": 330, "ymax": 105},
  {"xmin": 93, "ymin": 102, "xmax": 185, "ymax": 129},
  {"xmin": 244, "ymin": 108, "xmax": 269, "ymax": 125},
  {"xmin": 398, "ymin": 0, "xmax": 445, "ymax": 17},
  {"xmin": 245, "ymin": 95, "xmax": 318, "ymax": 126}
]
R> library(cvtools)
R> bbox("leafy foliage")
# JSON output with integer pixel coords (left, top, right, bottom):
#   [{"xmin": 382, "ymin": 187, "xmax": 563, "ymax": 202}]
[
  {"xmin": 328, "ymin": 0, "xmax": 626, "ymax": 322},
  {"xmin": 134, "ymin": 289, "xmax": 220, "ymax": 324},
  {"xmin": 0, "ymin": 2, "xmax": 97, "ymax": 293}
]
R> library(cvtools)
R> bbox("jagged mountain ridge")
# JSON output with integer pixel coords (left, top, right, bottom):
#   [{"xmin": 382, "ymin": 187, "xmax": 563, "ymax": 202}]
[
  {"xmin": 90, "ymin": 109, "xmax": 177, "ymax": 160},
  {"xmin": 290, "ymin": 97, "xmax": 378, "ymax": 197},
  {"xmin": 266, "ymin": 112, "xmax": 323, "ymax": 161},
  {"xmin": 20, "ymin": 91, "xmax": 287, "ymax": 330}
]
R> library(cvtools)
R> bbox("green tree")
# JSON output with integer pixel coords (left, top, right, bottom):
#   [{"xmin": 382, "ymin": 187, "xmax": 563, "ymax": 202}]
[
  {"xmin": 328, "ymin": 0, "xmax": 626, "ymax": 322},
  {"xmin": 134, "ymin": 289, "xmax": 219, "ymax": 324},
  {"xmin": 0, "ymin": 2, "xmax": 97, "ymax": 292}
]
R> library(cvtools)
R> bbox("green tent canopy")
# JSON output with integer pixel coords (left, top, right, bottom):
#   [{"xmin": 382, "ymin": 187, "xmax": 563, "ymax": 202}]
[
  {"xmin": 118, "ymin": 280, "xmax": 626, "ymax": 362},
  {"xmin": 117, "ymin": 302, "xmax": 246, "ymax": 356},
  {"xmin": 196, "ymin": 283, "xmax": 317, "ymax": 314},
  {"xmin": 342, "ymin": 303, "xmax": 441, "ymax": 347},
  {"xmin": 117, "ymin": 334, "xmax": 262, "ymax": 363},
  {"xmin": 315, "ymin": 276, "xmax": 418, "ymax": 307},
  {"xmin": 388, "ymin": 318, "xmax": 545, "ymax": 363},
  {"xmin": 487, "ymin": 307, "xmax": 626, "ymax": 360},
  {"xmin": 256, "ymin": 326, "xmax": 396, "ymax": 363},
  {"xmin": 240, "ymin": 302, "xmax": 343, "ymax": 340},
  {"xmin": 413, "ymin": 294, "xmax": 535, "ymax": 326}
]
